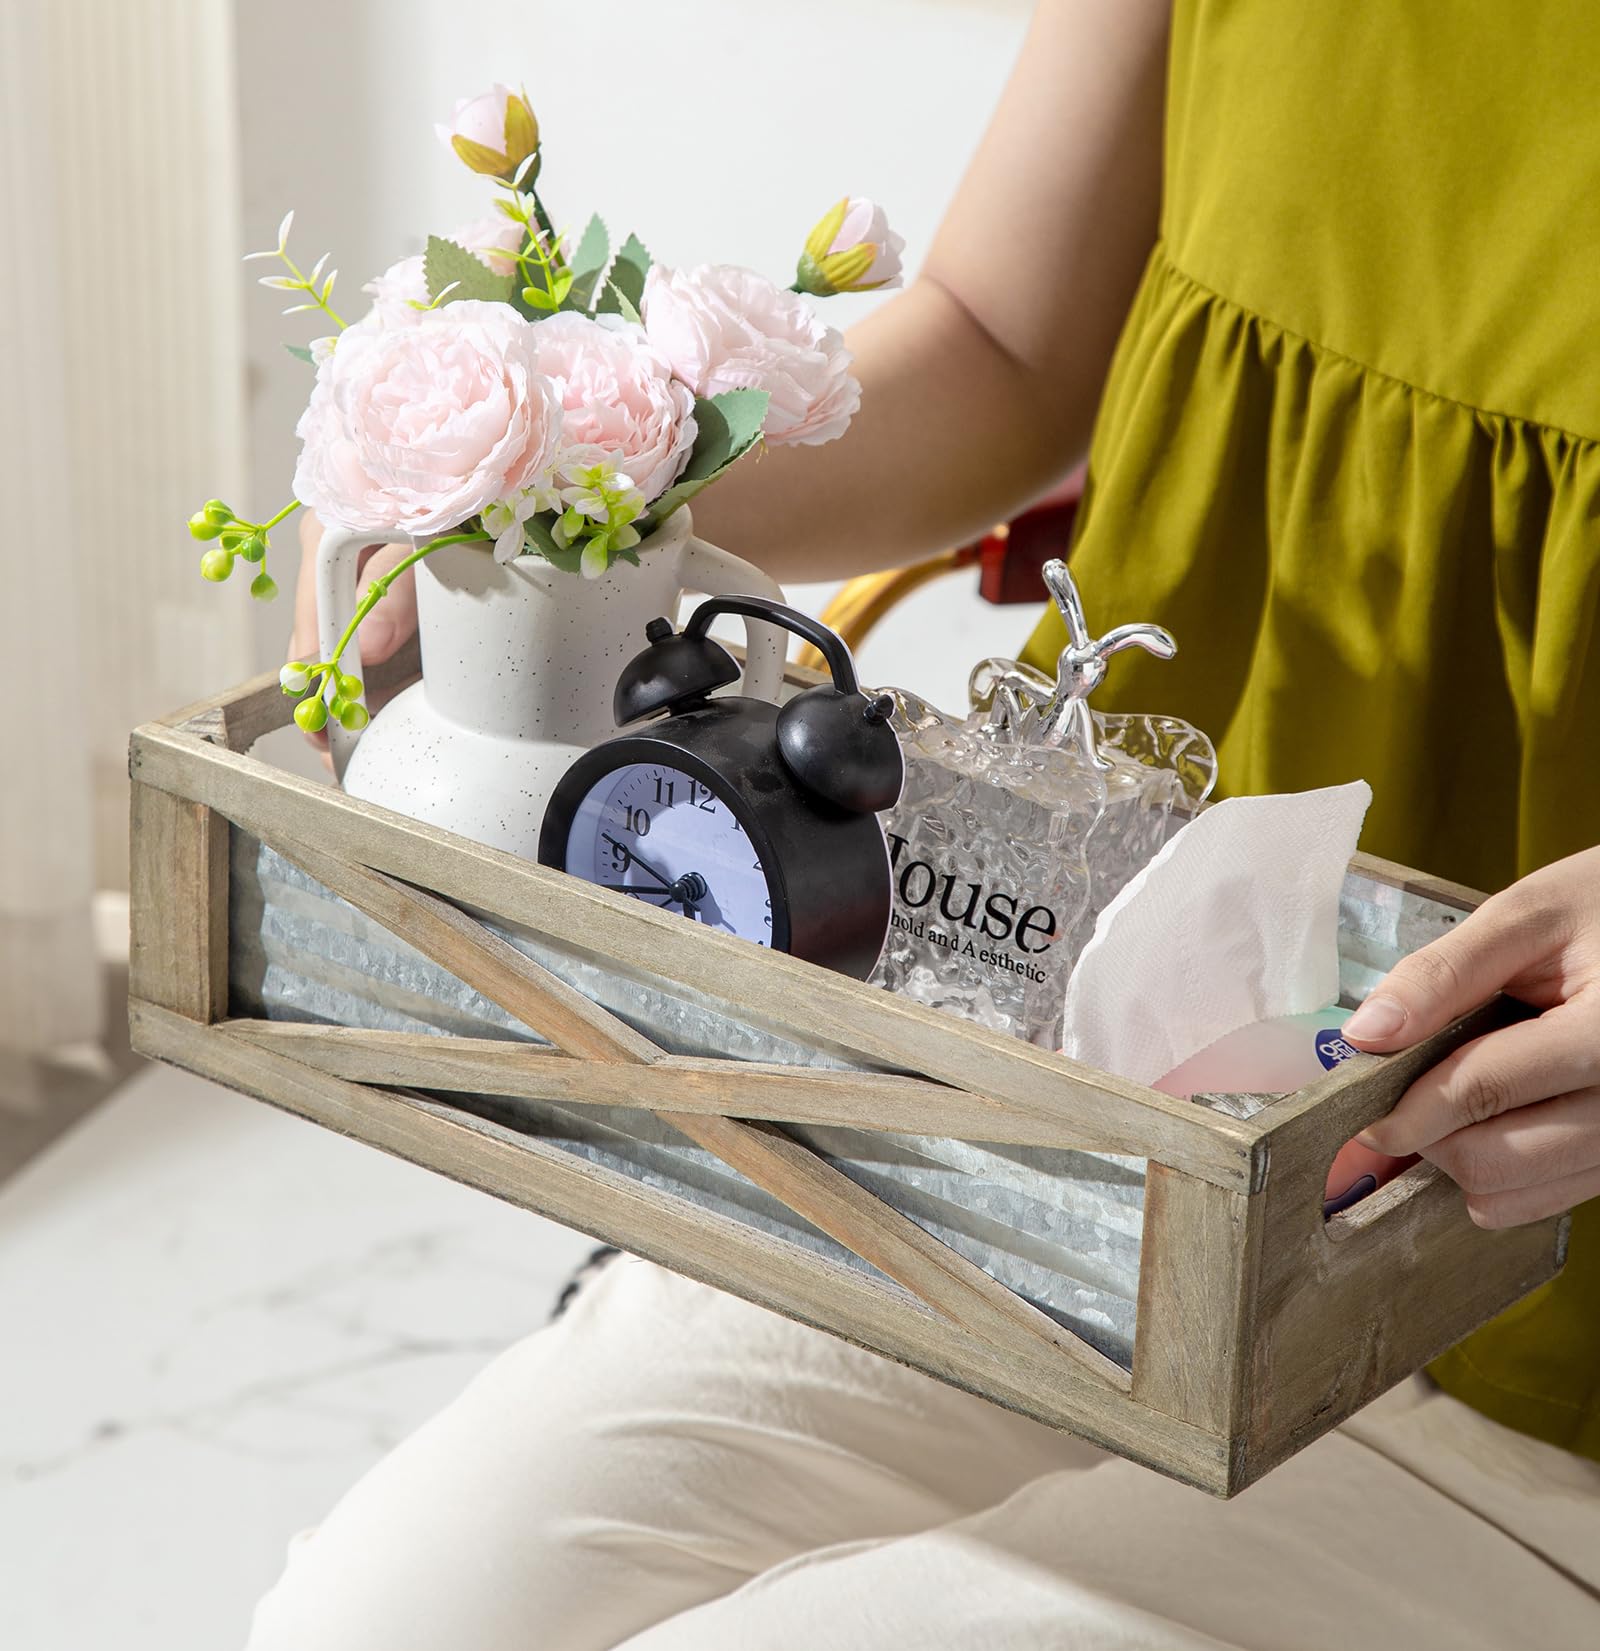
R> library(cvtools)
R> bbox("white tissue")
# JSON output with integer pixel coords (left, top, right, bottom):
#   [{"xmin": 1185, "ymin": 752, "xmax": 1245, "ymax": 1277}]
[{"xmin": 1058, "ymin": 781, "xmax": 1372, "ymax": 1084}]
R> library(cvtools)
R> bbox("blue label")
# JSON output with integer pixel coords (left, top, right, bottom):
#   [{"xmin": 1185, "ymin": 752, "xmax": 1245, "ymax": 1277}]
[{"xmin": 1315, "ymin": 1029, "xmax": 1359, "ymax": 1070}]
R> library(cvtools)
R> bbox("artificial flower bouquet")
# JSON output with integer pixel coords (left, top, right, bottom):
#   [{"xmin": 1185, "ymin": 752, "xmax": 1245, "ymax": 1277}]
[{"xmin": 187, "ymin": 84, "xmax": 902, "ymax": 736}]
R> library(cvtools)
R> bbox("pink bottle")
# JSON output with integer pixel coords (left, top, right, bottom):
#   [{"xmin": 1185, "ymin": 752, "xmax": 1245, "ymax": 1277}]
[{"xmin": 1154, "ymin": 1010, "xmax": 1416, "ymax": 1215}]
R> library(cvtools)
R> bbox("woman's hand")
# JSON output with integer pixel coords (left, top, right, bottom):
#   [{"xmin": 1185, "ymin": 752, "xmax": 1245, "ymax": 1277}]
[
  {"xmin": 289, "ymin": 509, "xmax": 421, "ymax": 759},
  {"xmin": 1345, "ymin": 847, "xmax": 1600, "ymax": 1227}
]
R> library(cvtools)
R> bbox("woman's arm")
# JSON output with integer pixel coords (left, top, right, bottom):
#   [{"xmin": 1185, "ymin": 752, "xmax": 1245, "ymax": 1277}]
[
  {"xmin": 290, "ymin": 0, "xmax": 1170, "ymax": 667},
  {"xmin": 694, "ymin": 0, "xmax": 1171, "ymax": 581}
]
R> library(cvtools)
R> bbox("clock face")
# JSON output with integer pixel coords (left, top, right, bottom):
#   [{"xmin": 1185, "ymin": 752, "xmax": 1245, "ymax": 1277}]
[{"xmin": 562, "ymin": 760, "xmax": 776, "ymax": 946}]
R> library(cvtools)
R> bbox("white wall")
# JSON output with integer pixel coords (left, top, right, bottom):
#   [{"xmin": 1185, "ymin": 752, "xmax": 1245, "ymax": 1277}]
[{"xmin": 236, "ymin": 0, "xmax": 1037, "ymax": 705}]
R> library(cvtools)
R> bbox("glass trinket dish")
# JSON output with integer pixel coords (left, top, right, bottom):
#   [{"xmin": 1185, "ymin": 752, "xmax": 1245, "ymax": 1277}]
[{"xmin": 871, "ymin": 559, "xmax": 1217, "ymax": 1047}]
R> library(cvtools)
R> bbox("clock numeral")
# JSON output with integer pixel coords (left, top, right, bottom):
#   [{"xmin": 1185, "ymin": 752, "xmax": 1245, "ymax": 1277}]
[
  {"xmin": 609, "ymin": 840, "xmax": 631, "ymax": 874},
  {"xmin": 689, "ymin": 779, "xmax": 716, "ymax": 813},
  {"xmin": 651, "ymin": 775, "xmax": 676, "ymax": 807},
  {"xmin": 624, "ymin": 805, "xmax": 652, "ymax": 837}
]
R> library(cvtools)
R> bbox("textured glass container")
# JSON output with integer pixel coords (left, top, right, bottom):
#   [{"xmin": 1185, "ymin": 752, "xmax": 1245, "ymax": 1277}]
[{"xmin": 872, "ymin": 562, "xmax": 1216, "ymax": 1047}]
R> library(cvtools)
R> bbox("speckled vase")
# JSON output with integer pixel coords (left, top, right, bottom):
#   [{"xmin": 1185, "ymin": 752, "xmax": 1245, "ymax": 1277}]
[{"xmin": 315, "ymin": 508, "xmax": 787, "ymax": 858}]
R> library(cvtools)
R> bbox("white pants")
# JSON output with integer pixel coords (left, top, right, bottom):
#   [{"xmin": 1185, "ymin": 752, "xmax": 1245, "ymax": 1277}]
[{"xmin": 247, "ymin": 1255, "xmax": 1600, "ymax": 1651}]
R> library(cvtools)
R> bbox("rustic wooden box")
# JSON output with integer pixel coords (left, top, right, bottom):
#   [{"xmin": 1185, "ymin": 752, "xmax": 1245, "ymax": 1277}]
[{"xmin": 128, "ymin": 656, "xmax": 1568, "ymax": 1498}]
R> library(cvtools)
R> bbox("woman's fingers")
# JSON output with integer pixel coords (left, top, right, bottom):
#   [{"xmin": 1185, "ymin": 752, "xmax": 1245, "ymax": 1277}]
[
  {"xmin": 287, "ymin": 514, "xmax": 421, "ymax": 764},
  {"xmin": 1456, "ymin": 1153, "xmax": 1600, "ymax": 1230},
  {"xmin": 1357, "ymin": 994, "xmax": 1600, "ymax": 1156},
  {"xmin": 351, "ymin": 542, "xmax": 420, "ymax": 665},
  {"xmin": 1343, "ymin": 882, "xmax": 1558, "ymax": 1052}
]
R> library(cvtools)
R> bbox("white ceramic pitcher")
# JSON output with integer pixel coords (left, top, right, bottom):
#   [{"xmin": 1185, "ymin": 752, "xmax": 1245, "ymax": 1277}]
[{"xmin": 315, "ymin": 507, "xmax": 787, "ymax": 857}]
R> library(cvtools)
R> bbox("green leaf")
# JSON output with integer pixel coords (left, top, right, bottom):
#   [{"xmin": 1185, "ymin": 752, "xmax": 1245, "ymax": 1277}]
[
  {"xmin": 423, "ymin": 235, "xmax": 515, "ymax": 306},
  {"xmin": 600, "ymin": 279, "xmax": 641, "ymax": 325},
  {"xmin": 561, "ymin": 213, "xmax": 610, "ymax": 313},
  {"xmin": 643, "ymin": 389, "xmax": 769, "ymax": 525},
  {"xmin": 525, "ymin": 514, "xmax": 583, "ymax": 574},
  {"xmin": 597, "ymin": 232, "xmax": 651, "ymax": 317},
  {"xmin": 284, "ymin": 343, "xmax": 314, "ymax": 364}
]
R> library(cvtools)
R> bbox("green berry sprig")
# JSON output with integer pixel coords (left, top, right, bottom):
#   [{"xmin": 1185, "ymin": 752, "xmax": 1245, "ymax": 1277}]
[
  {"xmin": 276, "ymin": 526, "xmax": 493, "ymax": 734},
  {"xmin": 189, "ymin": 497, "xmax": 299, "ymax": 601},
  {"xmin": 280, "ymin": 660, "xmax": 371, "ymax": 734}
]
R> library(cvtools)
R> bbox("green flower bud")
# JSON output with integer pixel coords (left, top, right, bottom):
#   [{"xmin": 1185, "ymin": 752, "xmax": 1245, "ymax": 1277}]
[
  {"xmin": 337, "ymin": 700, "xmax": 370, "ymax": 731},
  {"xmin": 202, "ymin": 499, "xmax": 233, "ymax": 525},
  {"xmin": 189, "ymin": 512, "xmax": 224, "ymax": 540},
  {"xmin": 219, "ymin": 527, "xmax": 250, "ymax": 552},
  {"xmin": 238, "ymin": 533, "xmax": 267, "ymax": 563},
  {"xmin": 294, "ymin": 696, "xmax": 329, "ymax": 734},
  {"xmin": 279, "ymin": 663, "xmax": 312, "ymax": 696},
  {"xmin": 250, "ymin": 571, "xmax": 279, "ymax": 601},
  {"xmin": 199, "ymin": 547, "xmax": 235, "ymax": 582},
  {"xmin": 337, "ymin": 673, "xmax": 363, "ymax": 700}
]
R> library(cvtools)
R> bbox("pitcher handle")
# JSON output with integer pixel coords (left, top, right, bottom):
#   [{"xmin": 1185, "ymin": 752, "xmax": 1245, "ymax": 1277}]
[
  {"xmin": 678, "ymin": 534, "xmax": 788, "ymax": 701},
  {"xmin": 314, "ymin": 526, "xmax": 412, "ymax": 782}
]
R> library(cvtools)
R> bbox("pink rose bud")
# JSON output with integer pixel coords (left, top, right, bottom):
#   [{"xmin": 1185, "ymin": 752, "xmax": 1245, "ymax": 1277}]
[
  {"xmin": 434, "ymin": 84, "xmax": 540, "ymax": 181},
  {"xmin": 795, "ymin": 197, "xmax": 905, "ymax": 296}
]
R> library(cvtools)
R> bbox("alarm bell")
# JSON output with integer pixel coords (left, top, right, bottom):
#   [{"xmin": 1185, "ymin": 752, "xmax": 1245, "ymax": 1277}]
[{"xmin": 614, "ymin": 595, "xmax": 904, "ymax": 817}]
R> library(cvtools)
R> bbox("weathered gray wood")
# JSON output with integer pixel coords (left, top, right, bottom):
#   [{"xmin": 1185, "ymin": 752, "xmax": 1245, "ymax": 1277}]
[
  {"xmin": 129, "ymin": 720, "xmax": 1261, "ymax": 1190},
  {"xmin": 239, "ymin": 838, "xmax": 1125, "ymax": 1383},
  {"xmin": 128, "ymin": 781, "xmax": 228, "ymax": 1022},
  {"xmin": 262, "ymin": 835, "xmax": 660, "ymax": 1065},
  {"xmin": 1131, "ymin": 1165, "xmax": 1257, "ymax": 1442},
  {"xmin": 129, "ymin": 998, "xmax": 1226, "ymax": 1487},
  {"xmin": 669, "ymin": 1111, "xmax": 1131, "ymax": 1390},
  {"xmin": 1230, "ymin": 1002, "xmax": 1568, "ymax": 1492},
  {"xmin": 218, "ymin": 1022, "xmax": 1080, "ymax": 1143}
]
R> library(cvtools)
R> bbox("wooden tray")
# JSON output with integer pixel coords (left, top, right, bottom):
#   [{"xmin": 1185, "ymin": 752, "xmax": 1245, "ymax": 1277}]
[{"xmin": 128, "ymin": 656, "xmax": 1568, "ymax": 1497}]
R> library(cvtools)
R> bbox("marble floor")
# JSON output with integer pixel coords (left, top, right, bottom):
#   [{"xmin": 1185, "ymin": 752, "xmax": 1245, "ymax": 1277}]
[{"xmin": 0, "ymin": 1063, "xmax": 595, "ymax": 1651}]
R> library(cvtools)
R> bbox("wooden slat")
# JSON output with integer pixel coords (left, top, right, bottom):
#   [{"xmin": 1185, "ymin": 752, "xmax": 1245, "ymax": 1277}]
[
  {"xmin": 1344, "ymin": 848, "xmax": 1485, "ymax": 913},
  {"xmin": 219, "ymin": 1022, "xmax": 1161, "ymax": 1150},
  {"xmin": 266, "ymin": 835, "xmax": 659, "ymax": 1066},
  {"xmin": 166, "ymin": 633, "xmax": 424, "ymax": 753},
  {"xmin": 1131, "ymin": 1164, "xmax": 1257, "ymax": 1442},
  {"xmin": 237, "ymin": 838, "xmax": 1125, "ymax": 1385},
  {"xmin": 128, "ymin": 781, "xmax": 228, "ymax": 1022},
  {"xmin": 1230, "ymin": 1002, "xmax": 1567, "ymax": 1493},
  {"xmin": 665, "ymin": 1112, "xmax": 1131, "ymax": 1390},
  {"xmin": 130, "ymin": 999, "xmax": 1222, "ymax": 1485},
  {"xmin": 129, "ymin": 721, "xmax": 1260, "ymax": 1190}
]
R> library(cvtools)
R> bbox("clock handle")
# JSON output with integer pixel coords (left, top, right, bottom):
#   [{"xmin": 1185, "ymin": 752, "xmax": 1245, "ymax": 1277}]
[{"xmin": 678, "ymin": 534, "xmax": 788, "ymax": 703}]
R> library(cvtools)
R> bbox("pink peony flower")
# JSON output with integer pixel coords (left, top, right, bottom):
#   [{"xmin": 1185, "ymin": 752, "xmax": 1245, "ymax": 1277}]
[
  {"xmin": 361, "ymin": 255, "xmax": 429, "ymax": 327},
  {"xmin": 643, "ymin": 264, "xmax": 860, "ymax": 447},
  {"xmin": 361, "ymin": 216, "xmax": 525, "ymax": 328},
  {"xmin": 292, "ymin": 300, "xmax": 562, "ymax": 539},
  {"xmin": 452, "ymin": 212, "xmax": 525, "ymax": 278},
  {"xmin": 530, "ymin": 313, "xmax": 697, "ymax": 502}
]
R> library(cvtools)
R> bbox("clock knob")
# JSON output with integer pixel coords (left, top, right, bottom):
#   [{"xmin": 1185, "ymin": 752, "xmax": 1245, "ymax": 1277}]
[
  {"xmin": 776, "ymin": 687, "xmax": 904, "ymax": 814},
  {"xmin": 613, "ymin": 619, "xmax": 741, "ymax": 725}
]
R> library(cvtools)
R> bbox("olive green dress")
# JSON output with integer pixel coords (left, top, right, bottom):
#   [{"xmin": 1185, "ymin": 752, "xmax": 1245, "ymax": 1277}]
[{"xmin": 1022, "ymin": 0, "xmax": 1600, "ymax": 1459}]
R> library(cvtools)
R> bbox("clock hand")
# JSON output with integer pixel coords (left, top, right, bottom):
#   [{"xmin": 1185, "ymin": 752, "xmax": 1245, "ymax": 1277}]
[
  {"xmin": 598, "ymin": 883, "xmax": 672, "ymax": 901},
  {"xmin": 602, "ymin": 831, "xmax": 711, "ymax": 915},
  {"xmin": 602, "ymin": 832, "xmax": 677, "ymax": 891}
]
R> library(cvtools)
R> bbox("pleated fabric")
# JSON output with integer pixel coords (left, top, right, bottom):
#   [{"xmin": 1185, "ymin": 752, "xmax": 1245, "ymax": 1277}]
[{"xmin": 1021, "ymin": 0, "xmax": 1600, "ymax": 1459}]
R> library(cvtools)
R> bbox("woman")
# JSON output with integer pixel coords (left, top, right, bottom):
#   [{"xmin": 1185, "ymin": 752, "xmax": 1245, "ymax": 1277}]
[{"xmin": 271, "ymin": 2, "xmax": 1600, "ymax": 1644}]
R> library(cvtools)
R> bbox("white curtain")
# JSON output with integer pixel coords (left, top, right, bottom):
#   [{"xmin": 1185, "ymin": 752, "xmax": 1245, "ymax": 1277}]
[{"xmin": 0, "ymin": 0, "xmax": 249, "ymax": 1060}]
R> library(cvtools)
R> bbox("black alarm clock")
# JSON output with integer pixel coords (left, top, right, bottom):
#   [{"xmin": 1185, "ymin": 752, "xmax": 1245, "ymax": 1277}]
[{"xmin": 538, "ymin": 595, "xmax": 904, "ymax": 979}]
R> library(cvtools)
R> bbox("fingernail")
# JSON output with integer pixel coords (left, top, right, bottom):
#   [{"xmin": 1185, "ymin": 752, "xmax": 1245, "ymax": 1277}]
[
  {"xmin": 1353, "ymin": 1129, "xmax": 1383, "ymax": 1151},
  {"xmin": 1345, "ymin": 994, "xmax": 1407, "ymax": 1043}
]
